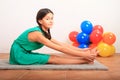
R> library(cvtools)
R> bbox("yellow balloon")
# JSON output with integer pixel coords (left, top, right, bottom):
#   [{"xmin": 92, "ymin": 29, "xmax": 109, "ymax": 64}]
[
  {"xmin": 110, "ymin": 45, "xmax": 116, "ymax": 56},
  {"xmin": 97, "ymin": 42, "xmax": 116, "ymax": 57}
]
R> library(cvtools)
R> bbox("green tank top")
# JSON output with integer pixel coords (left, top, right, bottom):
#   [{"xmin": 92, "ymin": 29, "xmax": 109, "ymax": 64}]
[{"xmin": 15, "ymin": 26, "xmax": 44, "ymax": 51}]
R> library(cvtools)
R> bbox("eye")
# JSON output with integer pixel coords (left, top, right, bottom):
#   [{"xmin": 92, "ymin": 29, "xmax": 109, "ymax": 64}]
[
  {"xmin": 51, "ymin": 17, "xmax": 53, "ymax": 20},
  {"xmin": 46, "ymin": 18, "xmax": 50, "ymax": 20}
]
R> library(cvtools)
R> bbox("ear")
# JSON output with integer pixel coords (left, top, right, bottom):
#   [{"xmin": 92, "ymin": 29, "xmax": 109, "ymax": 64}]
[{"xmin": 38, "ymin": 20, "xmax": 42, "ymax": 24}]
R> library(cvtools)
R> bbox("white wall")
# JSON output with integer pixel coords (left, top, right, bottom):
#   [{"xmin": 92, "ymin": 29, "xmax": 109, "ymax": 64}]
[{"xmin": 0, "ymin": 0, "xmax": 120, "ymax": 53}]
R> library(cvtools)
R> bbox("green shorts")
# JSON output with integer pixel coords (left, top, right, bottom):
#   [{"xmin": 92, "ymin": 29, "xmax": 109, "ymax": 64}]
[{"xmin": 9, "ymin": 42, "xmax": 50, "ymax": 65}]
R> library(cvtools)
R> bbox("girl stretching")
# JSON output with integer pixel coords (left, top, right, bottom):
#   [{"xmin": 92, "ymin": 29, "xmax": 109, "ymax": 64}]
[{"xmin": 9, "ymin": 8, "xmax": 99, "ymax": 65}]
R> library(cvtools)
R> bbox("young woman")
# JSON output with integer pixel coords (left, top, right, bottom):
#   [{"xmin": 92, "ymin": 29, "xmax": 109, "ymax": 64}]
[{"xmin": 9, "ymin": 8, "xmax": 99, "ymax": 65}]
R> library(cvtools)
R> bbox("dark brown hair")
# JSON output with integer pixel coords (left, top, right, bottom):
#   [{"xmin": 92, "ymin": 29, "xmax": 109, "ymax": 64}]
[{"xmin": 36, "ymin": 8, "xmax": 54, "ymax": 39}]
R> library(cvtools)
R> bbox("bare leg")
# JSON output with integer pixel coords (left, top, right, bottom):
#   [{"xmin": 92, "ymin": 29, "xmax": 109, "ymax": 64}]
[
  {"xmin": 62, "ymin": 47, "xmax": 98, "ymax": 62},
  {"xmin": 47, "ymin": 55, "xmax": 91, "ymax": 64}
]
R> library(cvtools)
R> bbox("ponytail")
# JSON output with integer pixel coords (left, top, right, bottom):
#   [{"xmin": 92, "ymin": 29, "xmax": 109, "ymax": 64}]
[{"xmin": 40, "ymin": 28, "xmax": 51, "ymax": 40}]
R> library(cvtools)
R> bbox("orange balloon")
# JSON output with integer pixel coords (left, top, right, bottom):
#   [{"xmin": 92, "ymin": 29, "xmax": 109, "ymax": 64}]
[{"xmin": 103, "ymin": 32, "xmax": 116, "ymax": 45}]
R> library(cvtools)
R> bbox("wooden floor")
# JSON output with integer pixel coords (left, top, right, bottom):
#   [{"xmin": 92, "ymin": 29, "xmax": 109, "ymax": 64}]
[{"xmin": 0, "ymin": 53, "xmax": 120, "ymax": 80}]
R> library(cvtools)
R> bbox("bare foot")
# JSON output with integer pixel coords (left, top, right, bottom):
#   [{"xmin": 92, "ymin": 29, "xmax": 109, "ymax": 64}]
[
  {"xmin": 91, "ymin": 47, "xmax": 99, "ymax": 56},
  {"xmin": 81, "ymin": 58, "xmax": 94, "ymax": 64},
  {"xmin": 88, "ymin": 61, "xmax": 94, "ymax": 64}
]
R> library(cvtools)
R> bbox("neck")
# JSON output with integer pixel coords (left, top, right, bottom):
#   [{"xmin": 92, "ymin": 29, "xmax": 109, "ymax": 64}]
[{"xmin": 41, "ymin": 26, "xmax": 49, "ymax": 33}]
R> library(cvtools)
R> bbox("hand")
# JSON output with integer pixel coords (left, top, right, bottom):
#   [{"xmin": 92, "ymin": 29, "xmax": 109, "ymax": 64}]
[
  {"xmin": 78, "ymin": 48, "xmax": 90, "ymax": 51},
  {"xmin": 82, "ymin": 48, "xmax": 90, "ymax": 51},
  {"xmin": 82, "ymin": 49, "xmax": 96, "ymax": 62}
]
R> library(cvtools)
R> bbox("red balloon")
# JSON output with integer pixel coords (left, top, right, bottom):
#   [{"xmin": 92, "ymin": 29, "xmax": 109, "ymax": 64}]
[
  {"xmin": 69, "ymin": 31, "xmax": 79, "ymax": 42},
  {"xmin": 103, "ymin": 32, "xmax": 116, "ymax": 45},
  {"xmin": 72, "ymin": 42, "xmax": 79, "ymax": 47},
  {"xmin": 90, "ymin": 30, "xmax": 103, "ymax": 44},
  {"xmin": 93, "ymin": 25, "xmax": 104, "ymax": 33},
  {"xmin": 89, "ymin": 43, "xmax": 97, "ymax": 49}
]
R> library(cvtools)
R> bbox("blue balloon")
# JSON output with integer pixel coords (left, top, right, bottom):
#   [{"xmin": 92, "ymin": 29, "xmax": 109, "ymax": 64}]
[
  {"xmin": 78, "ymin": 44, "xmax": 88, "ymax": 48},
  {"xmin": 80, "ymin": 20, "xmax": 93, "ymax": 34},
  {"xmin": 76, "ymin": 32, "xmax": 90, "ymax": 44}
]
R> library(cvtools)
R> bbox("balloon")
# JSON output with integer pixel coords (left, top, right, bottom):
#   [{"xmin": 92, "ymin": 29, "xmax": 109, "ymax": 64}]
[
  {"xmin": 76, "ymin": 32, "xmax": 89, "ymax": 44},
  {"xmin": 78, "ymin": 43, "xmax": 88, "ymax": 48},
  {"xmin": 72, "ymin": 42, "xmax": 79, "ymax": 47},
  {"xmin": 103, "ymin": 32, "xmax": 116, "ymax": 45},
  {"xmin": 93, "ymin": 25, "xmax": 104, "ymax": 33},
  {"xmin": 80, "ymin": 20, "xmax": 93, "ymax": 34},
  {"xmin": 110, "ymin": 45, "xmax": 116, "ymax": 56},
  {"xmin": 69, "ymin": 31, "xmax": 79, "ymax": 42},
  {"xmin": 97, "ymin": 42, "xmax": 116, "ymax": 57},
  {"xmin": 89, "ymin": 43, "xmax": 97, "ymax": 49},
  {"xmin": 90, "ymin": 30, "xmax": 103, "ymax": 44}
]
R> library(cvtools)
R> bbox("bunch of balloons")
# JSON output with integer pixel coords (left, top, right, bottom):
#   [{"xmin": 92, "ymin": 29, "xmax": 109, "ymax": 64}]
[{"xmin": 68, "ymin": 20, "xmax": 116, "ymax": 57}]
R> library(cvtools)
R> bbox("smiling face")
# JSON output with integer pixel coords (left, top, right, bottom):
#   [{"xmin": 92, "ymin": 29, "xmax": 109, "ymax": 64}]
[{"xmin": 38, "ymin": 13, "xmax": 54, "ymax": 31}]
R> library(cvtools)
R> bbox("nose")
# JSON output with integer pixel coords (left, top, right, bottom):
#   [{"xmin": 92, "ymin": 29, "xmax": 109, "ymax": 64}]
[{"xmin": 50, "ymin": 19, "xmax": 53, "ymax": 23}]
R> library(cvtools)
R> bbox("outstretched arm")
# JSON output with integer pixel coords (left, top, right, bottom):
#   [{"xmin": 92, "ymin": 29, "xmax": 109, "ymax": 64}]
[
  {"xmin": 51, "ymin": 38, "xmax": 90, "ymax": 51},
  {"xmin": 28, "ymin": 31, "xmax": 96, "ymax": 61}
]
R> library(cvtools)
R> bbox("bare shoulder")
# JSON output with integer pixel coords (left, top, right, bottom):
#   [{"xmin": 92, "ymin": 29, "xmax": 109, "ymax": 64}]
[
  {"xmin": 28, "ymin": 31, "xmax": 52, "ymax": 45},
  {"xmin": 28, "ymin": 31, "xmax": 43, "ymax": 42}
]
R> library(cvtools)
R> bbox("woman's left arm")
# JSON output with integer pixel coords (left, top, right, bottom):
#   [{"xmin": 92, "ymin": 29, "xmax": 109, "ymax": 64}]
[
  {"xmin": 50, "ymin": 38, "xmax": 89, "ymax": 51},
  {"xmin": 50, "ymin": 38, "xmax": 63, "ymax": 46}
]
